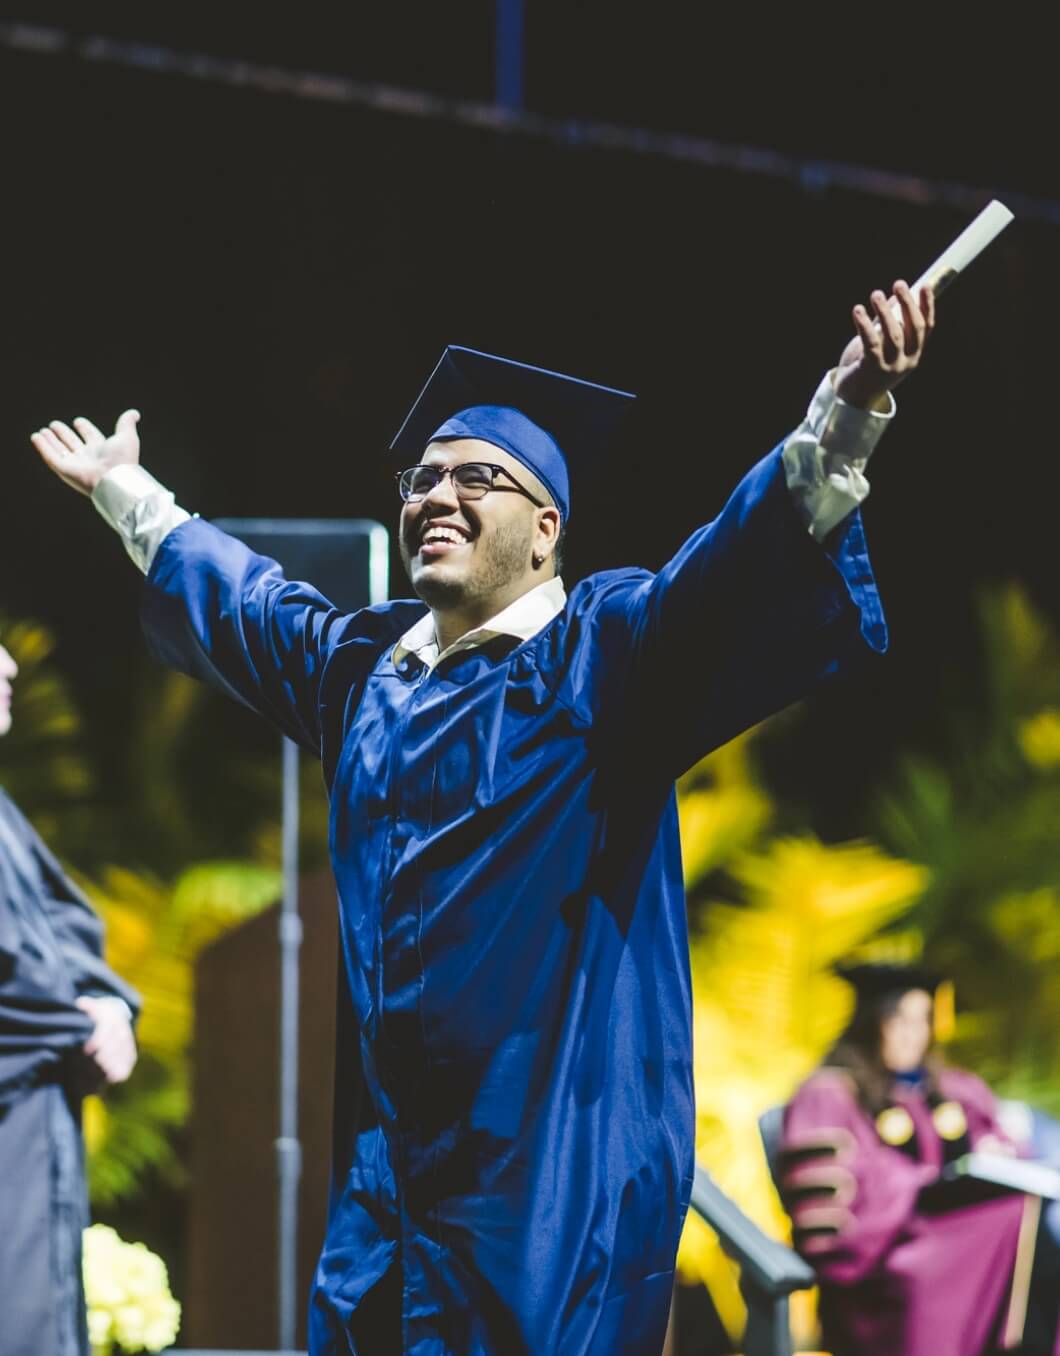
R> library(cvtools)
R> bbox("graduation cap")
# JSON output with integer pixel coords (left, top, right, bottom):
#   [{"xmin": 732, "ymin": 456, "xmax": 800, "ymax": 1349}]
[
  {"xmin": 835, "ymin": 961, "xmax": 943, "ymax": 1001},
  {"xmin": 835, "ymin": 961, "xmax": 956, "ymax": 1041},
  {"xmin": 389, "ymin": 345, "xmax": 636, "ymax": 525}
]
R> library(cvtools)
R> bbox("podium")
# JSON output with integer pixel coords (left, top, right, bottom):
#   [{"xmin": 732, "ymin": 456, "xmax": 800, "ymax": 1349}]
[{"xmin": 185, "ymin": 872, "xmax": 339, "ymax": 1349}]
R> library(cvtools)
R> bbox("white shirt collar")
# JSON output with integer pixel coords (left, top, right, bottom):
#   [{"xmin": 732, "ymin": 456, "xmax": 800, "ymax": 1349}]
[{"xmin": 393, "ymin": 576, "xmax": 567, "ymax": 671}]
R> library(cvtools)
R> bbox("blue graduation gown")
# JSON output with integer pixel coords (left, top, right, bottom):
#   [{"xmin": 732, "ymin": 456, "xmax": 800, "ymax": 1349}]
[{"xmin": 142, "ymin": 446, "xmax": 885, "ymax": 1354}]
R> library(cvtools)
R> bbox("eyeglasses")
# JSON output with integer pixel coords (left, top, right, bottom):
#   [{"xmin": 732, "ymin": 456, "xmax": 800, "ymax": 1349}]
[{"xmin": 396, "ymin": 461, "xmax": 545, "ymax": 507}]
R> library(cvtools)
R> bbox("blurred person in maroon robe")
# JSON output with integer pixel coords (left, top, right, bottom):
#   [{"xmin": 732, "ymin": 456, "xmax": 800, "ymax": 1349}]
[
  {"xmin": 0, "ymin": 641, "xmax": 140, "ymax": 1356},
  {"xmin": 779, "ymin": 963, "xmax": 1060, "ymax": 1356}
]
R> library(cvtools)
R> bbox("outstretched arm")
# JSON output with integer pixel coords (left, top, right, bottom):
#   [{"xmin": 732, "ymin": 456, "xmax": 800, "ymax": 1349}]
[
  {"xmin": 597, "ymin": 280, "xmax": 936, "ymax": 775},
  {"xmin": 30, "ymin": 410, "xmax": 343, "ymax": 753}
]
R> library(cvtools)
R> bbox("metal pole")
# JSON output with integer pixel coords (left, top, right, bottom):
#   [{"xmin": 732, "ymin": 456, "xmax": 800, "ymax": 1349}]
[
  {"xmin": 494, "ymin": 0, "xmax": 524, "ymax": 111},
  {"xmin": 742, "ymin": 1281, "xmax": 791, "ymax": 1356},
  {"xmin": 276, "ymin": 735, "xmax": 303, "ymax": 1350}
]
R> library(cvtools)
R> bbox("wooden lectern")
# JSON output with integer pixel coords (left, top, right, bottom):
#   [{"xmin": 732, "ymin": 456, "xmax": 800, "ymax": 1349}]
[{"xmin": 186, "ymin": 872, "xmax": 339, "ymax": 1348}]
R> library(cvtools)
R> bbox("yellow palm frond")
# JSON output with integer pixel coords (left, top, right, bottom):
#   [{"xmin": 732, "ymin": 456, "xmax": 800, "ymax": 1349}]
[
  {"xmin": 79, "ymin": 860, "xmax": 280, "ymax": 1202},
  {"xmin": 676, "ymin": 823, "xmax": 929, "ymax": 1344},
  {"xmin": 677, "ymin": 727, "xmax": 774, "ymax": 885},
  {"xmin": 679, "ymin": 785, "xmax": 772, "ymax": 884},
  {"xmin": 83, "ymin": 1094, "xmax": 109, "ymax": 1157},
  {"xmin": 988, "ymin": 585, "xmax": 1058, "ymax": 677},
  {"xmin": 1018, "ymin": 708, "xmax": 1060, "ymax": 770},
  {"xmin": 0, "ymin": 616, "xmax": 93, "ymax": 806}
]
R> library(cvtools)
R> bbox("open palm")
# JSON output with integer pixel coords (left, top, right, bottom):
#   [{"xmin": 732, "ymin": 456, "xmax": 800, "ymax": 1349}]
[{"xmin": 31, "ymin": 410, "xmax": 142, "ymax": 496}]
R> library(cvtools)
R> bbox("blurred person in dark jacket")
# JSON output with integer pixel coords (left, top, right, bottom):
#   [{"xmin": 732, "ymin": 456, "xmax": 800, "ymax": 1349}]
[{"xmin": 0, "ymin": 640, "xmax": 140, "ymax": 1356}]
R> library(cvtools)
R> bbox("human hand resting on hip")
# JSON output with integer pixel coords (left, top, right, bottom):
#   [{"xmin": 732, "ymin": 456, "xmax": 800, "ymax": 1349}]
[
  {"xmin": 75, "ymin": 995, "xmax": 138, "ymax": 1085},
  {"xmin": 31, "ymin": 410, "xmax": 142, "ymax": 495}
]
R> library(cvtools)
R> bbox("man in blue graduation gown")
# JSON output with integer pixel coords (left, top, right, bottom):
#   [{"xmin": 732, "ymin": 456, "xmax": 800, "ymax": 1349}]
[
  {"xmin": 32, "ymin": 279, "xmax": 934, "ymax": 1354},
  {"xmin": 0, "ymin": 642, "xmax": 140, "ymax": 1356}
]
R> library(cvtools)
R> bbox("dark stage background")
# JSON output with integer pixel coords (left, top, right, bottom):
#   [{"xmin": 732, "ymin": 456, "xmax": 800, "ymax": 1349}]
[
  {"xmin": 3, "ymin": 8, "xmax": 1057, "ymax": 841},
  {"xmin": 3, "ymin": 9, "xmax": 1056, "ymax": 848}
]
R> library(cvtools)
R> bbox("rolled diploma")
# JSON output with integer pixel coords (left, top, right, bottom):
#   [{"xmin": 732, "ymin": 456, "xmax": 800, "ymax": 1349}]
[{"xmin": 907, "ymin": 199, "xmax": 1014, "ymax": 301}]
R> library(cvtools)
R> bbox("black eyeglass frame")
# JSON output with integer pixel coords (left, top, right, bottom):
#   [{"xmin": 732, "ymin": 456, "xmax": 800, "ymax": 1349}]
[{"xmin": 395, "ymin": 461, "xmax": 546, "ymax": 508}]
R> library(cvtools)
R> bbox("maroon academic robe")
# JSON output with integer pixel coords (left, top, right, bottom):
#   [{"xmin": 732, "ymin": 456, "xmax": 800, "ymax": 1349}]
[{"xmin": 781, "ymin": 1066, "xmax": 1053, "ymax": 1356}]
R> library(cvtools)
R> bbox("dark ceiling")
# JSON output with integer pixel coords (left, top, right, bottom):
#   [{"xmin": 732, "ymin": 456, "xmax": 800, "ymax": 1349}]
[{"xmin": 6, "ymin": 4, "xmax": 1056, "ymax": 199}]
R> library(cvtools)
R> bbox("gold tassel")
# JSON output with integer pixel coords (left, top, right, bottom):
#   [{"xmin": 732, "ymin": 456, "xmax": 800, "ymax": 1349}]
[{"xmin": 934, "ymin": 979, "xmax": 956, "ymax": 1043}]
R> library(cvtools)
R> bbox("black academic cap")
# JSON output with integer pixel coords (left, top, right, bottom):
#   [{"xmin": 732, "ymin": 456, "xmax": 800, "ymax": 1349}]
[
  {"xmin": 389, "ymin": 346, "xmax": 636, "ymax": 524},
  {"xmin": 834, "ymin": 961, "xmax": 943, "ymax": 1003}
]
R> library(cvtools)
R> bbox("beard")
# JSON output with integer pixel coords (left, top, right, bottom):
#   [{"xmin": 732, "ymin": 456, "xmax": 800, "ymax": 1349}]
[{"xmin": 401, "ymin": 514, "xmax": 535, "ymax": 611}]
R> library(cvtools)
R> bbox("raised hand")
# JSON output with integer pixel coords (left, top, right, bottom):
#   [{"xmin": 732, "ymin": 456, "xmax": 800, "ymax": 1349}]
[
  {"xmin": 835, "ymin": 281, "xmax": 935, "ymax": 410},
  {"xmin": 31, "ymin": 409, "xmax": 142, "ymax": 496},
  {"xmin": 75, "ymin": 995, "xmax": 138, "ymax": 1085}
]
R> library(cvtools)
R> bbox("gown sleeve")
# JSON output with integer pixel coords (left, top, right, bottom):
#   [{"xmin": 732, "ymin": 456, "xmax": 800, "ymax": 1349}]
[
  {"xmin": 779, "ymin": 1072, "xmax": 935, "ymax": 1286},
  {"xmin": 1, "ymin": 809, "xmax": 92, "ymax": 1101},
  {"xmin": 593, "ymin": 444, "xmax": 886, "ymax": 777},
  {"xmin": 0, "ymin": 793, "xmax": 140, "ymax": 1104},
  {"xmin": 26, "ymin": 818, "xmax": 141, "ymax": 1016},
  {"xmin": 0, "ymin": 963, "xmax": 95, "ymax": 1105},
  {"xmin": 141, "ymin": 517, "xmax": 354, "ymax": 754}
]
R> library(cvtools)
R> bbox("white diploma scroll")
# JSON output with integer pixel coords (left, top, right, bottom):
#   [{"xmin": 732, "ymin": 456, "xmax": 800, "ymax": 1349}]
[{"xmin": 908, "ymin": 198, "xmax": 1014, "ymax": 301}]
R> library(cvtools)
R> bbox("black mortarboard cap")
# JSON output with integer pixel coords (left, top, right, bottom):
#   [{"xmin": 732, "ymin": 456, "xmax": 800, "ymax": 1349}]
[
  {"xmin": 834, "ymin": 961, "xmax": 943, "ymax": 1003},
  {"xmin": 389, "ymin": 346, "xmax": 636, "ymax": 525}
]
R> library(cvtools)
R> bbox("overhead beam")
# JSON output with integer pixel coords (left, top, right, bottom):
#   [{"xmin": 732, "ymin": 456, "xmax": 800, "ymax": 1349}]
[{"xmin": 3, "ymin": 21, "xmax": 1058, "ymax": 224}]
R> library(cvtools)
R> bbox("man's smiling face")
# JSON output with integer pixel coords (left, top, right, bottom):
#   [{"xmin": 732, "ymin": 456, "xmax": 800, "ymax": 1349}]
[
  {"xmin": 0, "ymin": 644, "xmax": 17, "ymax": 738},
  {"xmin": 399, "ymin": 438, "xmax": 559, "ymax": 616}
]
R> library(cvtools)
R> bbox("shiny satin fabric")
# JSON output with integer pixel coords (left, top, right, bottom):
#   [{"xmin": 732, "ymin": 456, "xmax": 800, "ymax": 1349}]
[{"xmin": 142, "ymin": 445, "xmax": 885, "ymax": 1355}]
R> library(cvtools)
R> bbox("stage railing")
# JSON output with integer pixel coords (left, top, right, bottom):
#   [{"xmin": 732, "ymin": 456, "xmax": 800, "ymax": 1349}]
[{"xmin": 688, "ymin": 1161, "xmax": 816, "ymax": 1356}]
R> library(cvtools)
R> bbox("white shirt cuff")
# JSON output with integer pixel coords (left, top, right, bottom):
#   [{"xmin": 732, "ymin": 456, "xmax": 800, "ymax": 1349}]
[
  {"xmin": 91, "ymin": 464, "xmax": 191, "ymax": 574},
  {"xmin": 782, "ymin": 371, "xmax": 895, "ymax": 542}
]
